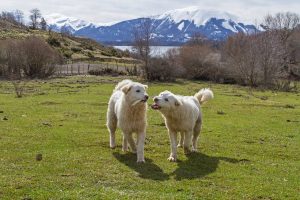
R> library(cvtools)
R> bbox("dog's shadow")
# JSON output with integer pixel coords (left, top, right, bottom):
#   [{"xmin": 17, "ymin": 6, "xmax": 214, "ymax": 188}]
[
  {"xmin": 113, "ymin": 151, "xmax": 240, "ymax": 181},
  {"xmin": 112, "ymin": 152, "xmax": 169, "ymax": 181},
  {"xmin": 172, "ymin": 152, "xmax": 240, "ymax": 180}
]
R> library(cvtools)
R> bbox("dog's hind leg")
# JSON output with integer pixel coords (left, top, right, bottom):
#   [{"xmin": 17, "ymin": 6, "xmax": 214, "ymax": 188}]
[
  {"xmin": 192, "ymin": 118, "xmax": 202, "ymax": 152},
  {"xmin": 127, "ymin": 133, "xmax": 137, "ymax": 153},
  {"xmin": 122, "ymin": 133, "xmax": 129, "ymax": 152},
  {"xmin": 107, "ymin": 111, "xmax": 117, "ymax": 149},
  {"xmin": 183, "ymin": 131, "xmax": 193, "ymax": 154},
  {"xmin": 177, "ymin": 132, "xmax": 184, "ymax": 148}
]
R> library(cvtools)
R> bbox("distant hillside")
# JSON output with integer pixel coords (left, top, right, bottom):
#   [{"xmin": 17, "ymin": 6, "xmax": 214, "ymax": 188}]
[{"xmin": 0, "ymin": 19, "xmax": 135, "ymax": 63}]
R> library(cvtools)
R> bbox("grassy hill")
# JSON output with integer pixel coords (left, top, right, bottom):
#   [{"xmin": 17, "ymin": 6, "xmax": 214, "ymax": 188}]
[
  {"xmin": 0, "ymin": 19, "xmax": 136, "ymax": 64},
  {"xmin": 0, "ymin": 76, "xmax": 299, "ymax": 199}
]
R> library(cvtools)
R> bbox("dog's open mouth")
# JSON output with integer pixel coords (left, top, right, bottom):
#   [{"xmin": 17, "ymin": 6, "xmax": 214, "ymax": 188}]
[{"xmin": 151, "ymin": 103, "xmax": 161, "ymax": 110}]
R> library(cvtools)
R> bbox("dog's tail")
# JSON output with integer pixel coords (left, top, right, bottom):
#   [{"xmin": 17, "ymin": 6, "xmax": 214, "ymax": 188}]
[
  {"xmin": 194, "ymin": 88, "xmax": 214, "ymax": 104},
  {"xmin": 114, "ymin": 79, "xmax": 132, "ymax": 91}
]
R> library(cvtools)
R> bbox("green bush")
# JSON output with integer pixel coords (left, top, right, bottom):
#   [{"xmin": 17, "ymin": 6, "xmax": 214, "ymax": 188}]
[
  {"xmin": 71, "ymin": 47, "xmax": 82, "ymax": 53},
  {"xmin": 47, "ymin": 36, "xmax": 61, "ymax": 47}
]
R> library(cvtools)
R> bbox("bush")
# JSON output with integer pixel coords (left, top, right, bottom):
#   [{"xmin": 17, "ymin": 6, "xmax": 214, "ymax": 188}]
[
  {"xmin": 47, "ymin": 36, "xmax": 61, "ymax": 47},
  {"xmin": 62, "ymin": 49, "xmax": 73, "ymax": 59},
  {"xmin": 22, "ymin": 37, "xmax": 63, "ymax": 78},
  {"xmin": 71, "ymin": 46, "xmax": 82, "ymax": 53},
  {"xmin": 88, "ymin": 67, "xmax": 126, "ymax": 76}
]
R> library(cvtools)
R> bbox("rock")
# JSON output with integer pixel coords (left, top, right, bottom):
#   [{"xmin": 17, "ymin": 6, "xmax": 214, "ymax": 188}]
[
  {"xmin": 217, "ymin": 111, "xmax": 225, "ymax": 115},
  {"xmin": 36, "ymin": 154, "xmax": 42, "ymax": 161},
  {"xmin": 42, "ymin": 121, "xmax": 52, "ymax": 126}
]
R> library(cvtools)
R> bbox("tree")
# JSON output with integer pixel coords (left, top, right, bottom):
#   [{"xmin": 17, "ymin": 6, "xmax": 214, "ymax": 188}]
[
  {"xmin": 22, "ymin": 36, "xmax": 63, "ymax": 78},
  {"xmin": 14, "ymin": 10, "xmax": 24, "ymax": 26},
  {"xmin": 179, "ymin": 34, "xmax": 219, "ymax": 81},
  {"xmin": 60, "ymin": 26, "xmax": 72, "ymax": 37},
  {"xmin": 29, "ymin": 8, "xmax": 41, "ymax": 29},
  {"xmin": 0, "ymin": 11, "xmax": 17, "ymax": 24},
  {"xmin": 132, "ymin": 18, "xmax": 154, "ymax": 80},
  {"xmin": 40, "ymin": 17, "xmax": 47, "ymax": 30}
]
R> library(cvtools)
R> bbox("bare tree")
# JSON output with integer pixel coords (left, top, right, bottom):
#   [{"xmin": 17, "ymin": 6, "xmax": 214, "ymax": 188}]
[
  {"xmin": 179, "ymin": 34, "xmax": 219, "ymax": 80},
  {"xmin": 22, "ymin": 36, "xmax": 63, "ymax": 78},
  {"xmin": 0, "ymin": 11, "xmax": 17, "ymax": 24},
  {"xmin": 132, "ymin": 18, "xmax": 154, "ymax": 80},
  {"xmin": 60, "ymin": 26, "xmax": 72, "ymax": 38},
  {"xmin": 29, "ymin": 8, "xmax": 41, "ymax": 29},
  {"xmin": 223, "ymin": 33, "xmax": 261, "ymax": 86},
  {"xmin": 40, "ymin": 17, "xmax": 47, "ymax": 30},
  {"xmin": 14, "ymin": 10, "xmax": 24, "ymax": 26}
]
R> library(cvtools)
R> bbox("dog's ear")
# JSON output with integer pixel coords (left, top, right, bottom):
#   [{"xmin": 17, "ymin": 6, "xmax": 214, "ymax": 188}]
[
  {"xmin": 174, "ymin": 97, "xmax": 182, "ymax": 106},
  {"xmin": 122, "ymin": 84, "xmax": 132, "ymax": 94}
]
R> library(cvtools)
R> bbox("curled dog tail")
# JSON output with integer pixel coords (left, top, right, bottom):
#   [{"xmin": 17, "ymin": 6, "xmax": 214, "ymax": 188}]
[
  {"xmin": 194, "ymin": 88, "xmax": 214, "ymax": 104},
  {"xmin": 114, "ymin": 79, "xmax": 132, "ymax": 91}
]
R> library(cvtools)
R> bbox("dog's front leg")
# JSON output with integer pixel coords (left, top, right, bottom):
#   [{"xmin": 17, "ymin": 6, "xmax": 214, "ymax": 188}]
[
  {"xmin": 168, "ymin": 131, "xmax": 177, "ymax": 162},
  {"xmin": 136, "ymin": 132, "xmax": 145, "ymax": 163}
]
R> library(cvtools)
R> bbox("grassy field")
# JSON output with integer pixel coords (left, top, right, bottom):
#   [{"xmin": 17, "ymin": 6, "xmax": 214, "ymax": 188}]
[{"xmin": 0, "ymin": 76, "xmax": 299, "ymax": 199}]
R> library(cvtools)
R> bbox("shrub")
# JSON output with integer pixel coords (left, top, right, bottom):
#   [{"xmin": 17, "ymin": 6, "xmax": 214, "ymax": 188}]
[
  {"xmin": 22, "ymin": 36, "xmax": 63, "ymax": 78},
  {"xmin": 71, "ymin": 46, "xmax": 82, "ymax": 53},
  {"xmin": 47, "ymin": 36, "xmax": 61, "ymax": 47},
  {"xmin": 88, "ymin": 67, "xmax": 126, "ymax": 76}
]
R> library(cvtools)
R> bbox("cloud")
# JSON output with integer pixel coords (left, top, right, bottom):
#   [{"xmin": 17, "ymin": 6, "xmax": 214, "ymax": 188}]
[{"xmin": 1, "ymin": 0, "xmax": 299, "ymax": 24}]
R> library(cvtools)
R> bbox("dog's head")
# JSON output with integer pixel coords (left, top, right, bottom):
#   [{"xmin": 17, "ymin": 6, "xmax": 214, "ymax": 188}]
[
  {"xmin": 122, "ymin": 82, "xmax": 149, "ymax": 106},
  {"xmin": 151, "ymin": 90, "xmax": 182, "ymax": 111}
]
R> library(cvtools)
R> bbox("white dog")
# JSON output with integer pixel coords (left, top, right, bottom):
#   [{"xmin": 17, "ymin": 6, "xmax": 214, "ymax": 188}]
[
  {"xmin": 151, "ymin": 88, "xmax": 213, "ymax": 162},
  {"xmin": 106, "ymin": 80, "xmax": 148, "ymax": 163}
]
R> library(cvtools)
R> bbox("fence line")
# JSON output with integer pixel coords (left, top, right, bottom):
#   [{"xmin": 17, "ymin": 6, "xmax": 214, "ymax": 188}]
[{"xmin": 54, "ymin": 62, "xmax": 139, "ymax": 76}]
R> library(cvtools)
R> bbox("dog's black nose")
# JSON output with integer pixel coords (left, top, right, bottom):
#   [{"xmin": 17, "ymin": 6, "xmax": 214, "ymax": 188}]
[
  {"xmin": 145, "ymin": 95, "xmax": 149, "ymax": 100},
  {"xmin": 154, "ymin": 97, "xmax": 158, "ymax": 102}
]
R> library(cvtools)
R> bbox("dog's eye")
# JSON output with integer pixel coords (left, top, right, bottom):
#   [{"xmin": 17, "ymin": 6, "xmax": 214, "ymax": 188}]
[
  {"xmin": 136, "ymin": 90, "xmax": 140, "ymax": 93},
  {"xmin": 164, "ymin": 98, "xmax": 168, "ymax": 102}
]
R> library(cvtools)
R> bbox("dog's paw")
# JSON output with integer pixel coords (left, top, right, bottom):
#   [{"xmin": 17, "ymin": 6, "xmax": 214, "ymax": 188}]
[
  {"xmin": 191, "ymin": 148, "xmax": 198, "ymax": 153},
  {"xmin": 184, "ymin": 147, "xmax": 192, "ymax": 155},
  {"xmin": 137, "ymin": 159, "xmax": 145, "ymax": 163},
  {"xmin": 110, "ymin": 145, "xmax": 116, "ymax": 149},
  {"xmin": 167, "ymin": 156, "xmax": 177, "ymax": 162},
  {"xmin": 122, "ymin": 147, "xmax": 129, "ymax": 152}
]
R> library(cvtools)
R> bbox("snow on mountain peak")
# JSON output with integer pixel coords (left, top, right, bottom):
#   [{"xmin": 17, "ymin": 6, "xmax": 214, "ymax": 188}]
[
  {"xmin": 44, "ymin": 13, "xmax": 91, "ymax": 31},
  {"xmin": 155, "ymin": 7, "xmax": 239, "ymax": 26}
]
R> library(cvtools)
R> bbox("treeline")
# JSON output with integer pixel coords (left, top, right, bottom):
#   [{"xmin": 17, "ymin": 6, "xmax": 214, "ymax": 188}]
[
  {"xmin": 133, "ymin": 12, "xmax": 300, "ymax": 91},
  {"xmin": 1, "ymin": 8, "xmax": 48, "ymax": 31}
]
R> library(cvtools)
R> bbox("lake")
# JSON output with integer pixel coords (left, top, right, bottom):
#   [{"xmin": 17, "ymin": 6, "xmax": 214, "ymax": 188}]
[{"xmin": 114, "ymin": 46, "xmax": 179, "ymax": 56}]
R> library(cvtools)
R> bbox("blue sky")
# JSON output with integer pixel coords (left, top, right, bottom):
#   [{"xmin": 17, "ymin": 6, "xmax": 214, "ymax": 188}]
[{"xmin": 1, "ymin": 0, "xmax": 300, "ymax": 23}]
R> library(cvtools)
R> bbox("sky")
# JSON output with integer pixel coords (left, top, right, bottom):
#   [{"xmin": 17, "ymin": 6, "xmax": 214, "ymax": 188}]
[{"xmin": 1, "ymin": 0, "xmax": 300, "ymax": 24}]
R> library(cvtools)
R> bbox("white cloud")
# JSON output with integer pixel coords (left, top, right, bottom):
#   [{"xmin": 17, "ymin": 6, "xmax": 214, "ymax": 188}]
[{"xmin": 1, "ymin": 0, "xmax": 300, "ymax": 24}]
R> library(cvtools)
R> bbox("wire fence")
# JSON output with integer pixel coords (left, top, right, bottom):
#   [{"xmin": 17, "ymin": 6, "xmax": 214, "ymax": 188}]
[{"xmin": 54, "ymin": 62, "xmax": 139, "ymax": 76}]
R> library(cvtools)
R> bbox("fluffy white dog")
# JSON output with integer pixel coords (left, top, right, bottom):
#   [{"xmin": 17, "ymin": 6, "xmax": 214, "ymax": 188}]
[
  {"xmin": 151, "ymin": 88, "xmax": 213, "ymax": 162},
  {"xmin": 107, "ymin": 80, "xmax": 149, "ymax": 163}
]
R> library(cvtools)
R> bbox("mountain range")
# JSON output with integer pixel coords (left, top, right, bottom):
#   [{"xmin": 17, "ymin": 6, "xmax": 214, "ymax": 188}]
[{"xmin": 45, "ymin": 7, "xmax": 259, "ymax": 45}]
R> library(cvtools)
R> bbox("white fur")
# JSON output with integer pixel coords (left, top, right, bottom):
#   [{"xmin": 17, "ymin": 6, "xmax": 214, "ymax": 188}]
[
  {"xmin": 107, "ymin": 80, "xmax": 148, "ymax": 163},
  {"xmin": 151, "ymin": 88, "xmax": 213, "ymax": 161}
]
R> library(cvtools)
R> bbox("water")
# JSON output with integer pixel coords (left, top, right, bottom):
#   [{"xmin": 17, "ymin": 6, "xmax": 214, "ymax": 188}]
[{"xmin": 114, "ymin": 46, "xmax": 179, "ymax": 56}]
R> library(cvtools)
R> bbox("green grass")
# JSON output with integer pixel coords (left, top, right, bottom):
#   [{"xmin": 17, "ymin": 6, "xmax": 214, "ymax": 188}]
[{"xmin": 0, "ymin": 76, "xmax": 299, "ymax": 199}]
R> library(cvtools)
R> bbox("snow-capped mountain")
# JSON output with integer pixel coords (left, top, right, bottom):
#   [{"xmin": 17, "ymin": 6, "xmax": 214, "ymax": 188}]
[
  {"xmin": 44, "ymin": 13, "xmax": 92, "ymax": 32},
  {"xmin": 46, "ymin": 7, "xmax": 259, "ymax": 45}
]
